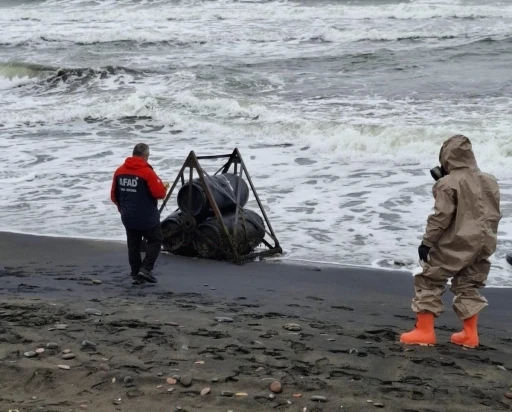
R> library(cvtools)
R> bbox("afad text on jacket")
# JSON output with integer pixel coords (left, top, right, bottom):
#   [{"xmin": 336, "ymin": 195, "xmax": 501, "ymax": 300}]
[{"xmin": 111, "ymin": 156, "xmax": 167, "ymax": 230}]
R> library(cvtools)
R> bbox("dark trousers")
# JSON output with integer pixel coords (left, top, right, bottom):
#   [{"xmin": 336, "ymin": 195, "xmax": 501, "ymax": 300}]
[{"xmin": 125, "ymin": 225, "xmax": 163, "ymax": 276}]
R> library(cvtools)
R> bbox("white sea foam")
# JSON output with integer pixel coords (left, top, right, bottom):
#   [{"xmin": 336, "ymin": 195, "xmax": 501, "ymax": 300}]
[{"xmin": 1, "ymin": 0, "xmax": 511, "ymax": 47}]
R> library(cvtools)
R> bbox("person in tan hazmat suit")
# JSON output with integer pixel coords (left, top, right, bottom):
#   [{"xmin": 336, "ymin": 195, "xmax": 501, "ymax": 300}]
[{"xmin": 400, "ymin": 135, "xmax": 501, "ymax": 348}]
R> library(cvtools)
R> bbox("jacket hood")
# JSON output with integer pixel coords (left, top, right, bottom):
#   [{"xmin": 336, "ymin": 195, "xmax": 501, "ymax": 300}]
[
  {"xmin": 123, "ymin": 156, "xmax": 149, "ymax": 170},
  {"xmin": 439, "ymin": 134, "xmax": 478, "ymax": 173}
]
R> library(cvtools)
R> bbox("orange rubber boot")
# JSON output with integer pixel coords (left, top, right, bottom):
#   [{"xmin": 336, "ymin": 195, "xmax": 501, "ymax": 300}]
[
  {"xmin": 451, "ymin": 315, "xmax": 479, "ymax": 348},
  {"xmin": 400, "ymin": 313, "xmax": 436, "ymax": 346}
]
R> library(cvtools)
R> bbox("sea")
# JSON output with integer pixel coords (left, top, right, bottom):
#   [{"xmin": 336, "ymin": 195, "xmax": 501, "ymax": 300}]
[{"xmin": 1, "ymin": 0, "xmax": 512, "ymax": 287}]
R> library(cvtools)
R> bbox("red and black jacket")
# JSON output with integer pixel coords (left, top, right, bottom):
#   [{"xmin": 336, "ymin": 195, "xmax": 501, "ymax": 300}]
[{"xmin": 111, "ymin": 157, "xmax": 167, "ymax": 230}]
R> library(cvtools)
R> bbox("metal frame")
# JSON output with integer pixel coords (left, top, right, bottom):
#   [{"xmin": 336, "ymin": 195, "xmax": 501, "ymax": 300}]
[{"xmin": 159, "ymin": 149, "xmax": 282, "ymax": 264}]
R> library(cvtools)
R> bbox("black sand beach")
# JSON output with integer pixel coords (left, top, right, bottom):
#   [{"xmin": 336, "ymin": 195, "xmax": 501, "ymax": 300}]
[{"xmin": 0, "ymin": 231, "xmax": 511, "ymax": 411}]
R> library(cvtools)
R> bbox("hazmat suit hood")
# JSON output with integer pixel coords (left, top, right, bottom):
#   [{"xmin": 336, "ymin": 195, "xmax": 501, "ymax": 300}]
[{"xmin": 439, "ymin": 134, "xmax": 478, "ymax": 173}]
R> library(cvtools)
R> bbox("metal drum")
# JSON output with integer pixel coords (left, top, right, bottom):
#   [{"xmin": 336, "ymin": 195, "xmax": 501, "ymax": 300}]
[
  {"xmin": 193, "ymin": 209, "xmax": 265, "ymax": 260},
  {"xmin": 177, "ymin": 174, "xmax": 249, "ymax": 217}
]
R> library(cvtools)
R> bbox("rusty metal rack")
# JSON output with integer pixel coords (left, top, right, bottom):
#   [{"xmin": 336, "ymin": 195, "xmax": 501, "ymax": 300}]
[{"xmin": 159, "ymin": 148, "xmax": 282, "ymax": 264}]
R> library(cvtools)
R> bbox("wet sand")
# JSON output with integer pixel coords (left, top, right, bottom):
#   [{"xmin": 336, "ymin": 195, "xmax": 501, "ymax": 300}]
[{"xmin": 0, "ymin": 231, "xmax": 511, "ymax": 412}]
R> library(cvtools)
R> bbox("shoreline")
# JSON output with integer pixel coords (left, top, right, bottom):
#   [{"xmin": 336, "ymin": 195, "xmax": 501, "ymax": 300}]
[
  {"xmin": 0, "ymin": 228, "xmax": 509, "ymax": 288},
  {"xmin": 1, "ymin": 231, "xmax": 511, "ymax": 411}
]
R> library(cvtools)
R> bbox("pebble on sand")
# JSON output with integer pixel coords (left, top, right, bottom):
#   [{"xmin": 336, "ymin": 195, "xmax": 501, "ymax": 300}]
[
  {"xmin": 113, "ymin": 399, "xmax": 122, "ymax": 405},
  {"xmin": 63, "ymin": 349, "xmax": 72, "ymax": 354},
  {"xmin": 123, "ymin": 376, "xmax": 134, "ymax": 384},
  {"xmin": 504, "ymin": 392, "xmax": 512, "ymax": 400},
  {"xmin": 270, "ymin": 381, "xmax": 282, "ymax": 393},
  {"xmin": 311, "ymin": 396, "xmax": 327, "ymax": 402},
  {"xmin": 81, "ymin": 340, "xmax": 97, "ymax": 348},
  {"xmin": 235, "ymin": 392, "xmax": 248, "ymax": 397},
  {"xmin": 211, "ymin": 377, "xmax": 220, "ymax": 382},
  {"xmin": 85, "ymin": 308, "xmax": 102, "ymax": 316},
  {"xmin": 221, "ymin": 391, "xmax": 233, "ymax": 397},
  {"xmin": 35, "ymin": 348, "xmax": 45, "ymax": 355},
  {"xmin": 58, "ymin": 365, "xmax": 71, "ymax": 370},
  {"xmin": 282, "ymin": 323, "xmax": 301, "ymax": 332},
  {"xmin": 24, "ymin": 351, "xmax": 37, "ymax": 358},
  {"xmin": 167, "ymin": 388, "xmax": 175, "ymax": 393},
  {"xmin": 349, "ymin": 348, "xmax": 359, "ymax": 355},
  {"xmin": 374, "ymin": 403, "xmax": 385, "ymax": 408},
  {"xmin": 99, "ymin": 363, "xmax": 110, "ymax": 371},
  {"xmin": 92, "ymin": 280, "xmax": 102, "ymax": 285},
  {"xmin": 56, "ymin": 324, "xmax": 68, "ymax": 330},
  {"xmin": 126, "ymin": 389, "xmax": 143, "ymax": 398},
  {"xmin": 194, "ymin": 360, "xmax": 205, "ymax": 365},
  {"xmin": 167, "ymin": 378, "xmax": 178, "ymax": 385},
  {"xmin": 292, "ymin": 394, "xmax": 302, "ymax": 398},
  {"xmin": 180, "ymin": 376, "xmax": 192, "ymax": 387},
  {"xmin": 269, "ymin": 394, "xmax": 275, "ymax": 399},
  {"xmin": 47, "ymin": 342, "xmax": 59, "ymax": 349},
  {"xmin": 200, "ymin": 387, "xmax": 211, "ymax": 396},
  {"xmin": 215, "ymin": 317, "xmax": 234, "ymax": 323},
  {"xmin": 497, "ymin": 365, "xmax": 507, "ymax": 371},
  {"xmin": 157, "ymin": 372, "xmax": 164, "ymax": 377},
  {"xmin": 62, "ymin": 353, "xmax": 76, "ymax": 360}
]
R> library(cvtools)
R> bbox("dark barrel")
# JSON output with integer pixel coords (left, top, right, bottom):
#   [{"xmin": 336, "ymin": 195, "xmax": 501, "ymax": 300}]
[
  {"xmin": 177, "ymin": 173, "xmax": 249, "ymax": 217},
  {"xmin": 193, "ymin": 209, "xmax": 265, "ymax": 260},
  {"xmin": 161, "ymin": 211, "xmax": 197, "ymax": 257}
]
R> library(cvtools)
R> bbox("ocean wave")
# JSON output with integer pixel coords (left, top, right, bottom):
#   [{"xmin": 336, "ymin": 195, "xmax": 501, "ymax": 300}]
[
  {"xmin": 3, "ymin": 1, "xmax": 512, "ymax": 22},
  {"xmin": 2, "ymin": 1, "xmax": 511, "ymax": 48},
  {"xmin": 1, "ymin": 29, "xmax": 506, "ymax": 49},
  {"xmin": 1, "ymin": 87, "xmax": 512, "ymax": 177},
  {"xmin": 0, "ymin": 62, "xmax": 146, "ymax": 89}
]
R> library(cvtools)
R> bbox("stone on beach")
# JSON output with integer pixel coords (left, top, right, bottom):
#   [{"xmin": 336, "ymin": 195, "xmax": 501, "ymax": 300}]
[
  {"xmin": 85, "ymin": 308, "xmax": 102, "ymax": 316},
  {"xmin": 270, "ymin": 380, "xmax": 282, "ymax": 393},
  {"xmin": 215, "ymin": 317, "xmax": 234, "ymax": 323},
  {"xmin": 99, "ymin": 363, "xmax": 110, "ymax": 371},
  {"xmin": 283, "ymin": 323, "xmax": 301, "ymax": 331},
  {"xmin": 180, "ymin": 375, "xmax": 192, "ymax": 387}
]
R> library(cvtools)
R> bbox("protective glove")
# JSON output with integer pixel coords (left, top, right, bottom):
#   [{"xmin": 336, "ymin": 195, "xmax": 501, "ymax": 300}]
[
  {"xmin": 418, "ymin": 243, "xmax": 431, "ymax": 263},
  {"xmin": 163, "ymin": 182, "xmax": 170, "ymax": 190}
]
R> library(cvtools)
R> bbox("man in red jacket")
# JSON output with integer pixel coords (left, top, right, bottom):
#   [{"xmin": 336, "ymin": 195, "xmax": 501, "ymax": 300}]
[{"xmin": 111, "ymin": 143, "xmax": 167, "ymax": 285}]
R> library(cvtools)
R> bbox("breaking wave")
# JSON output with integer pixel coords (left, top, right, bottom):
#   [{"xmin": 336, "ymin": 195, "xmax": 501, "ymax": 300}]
[{"xmin": 0, "ymin": 62, "xmax": 146, "ymax": 90}]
